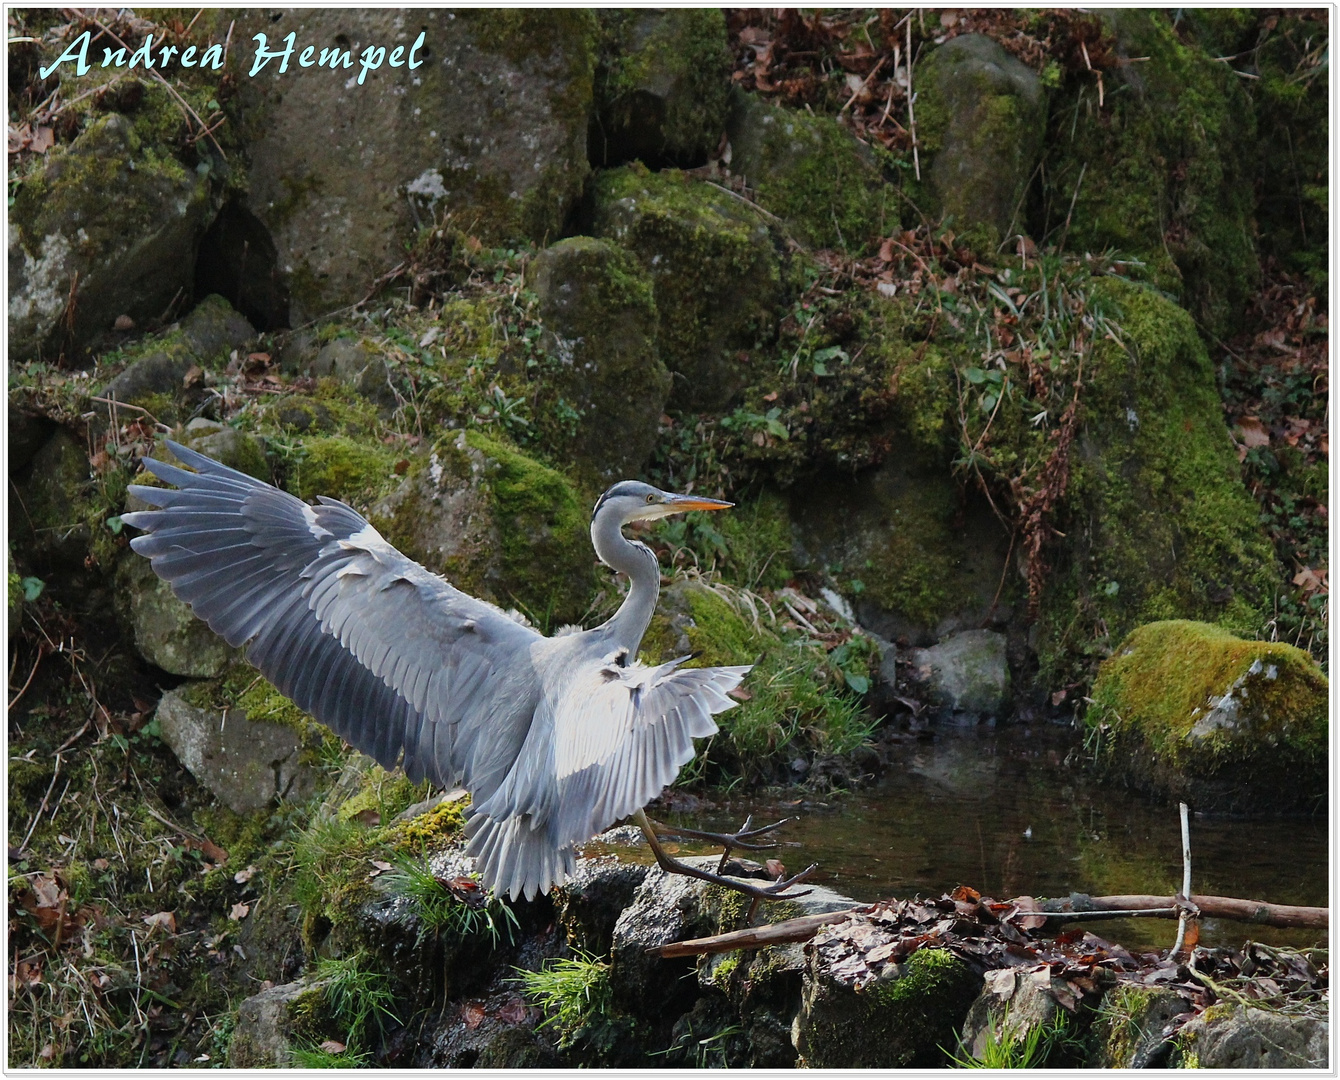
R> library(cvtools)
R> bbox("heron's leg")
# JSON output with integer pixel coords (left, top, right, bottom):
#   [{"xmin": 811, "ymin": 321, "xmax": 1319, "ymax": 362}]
[
  {"xmin": 633, "ymin": 809, "xmax": 817, "ymax": 902},
  {"xmin": 644, "ymin": 814, "xmax": 797, "ymax": 874}
]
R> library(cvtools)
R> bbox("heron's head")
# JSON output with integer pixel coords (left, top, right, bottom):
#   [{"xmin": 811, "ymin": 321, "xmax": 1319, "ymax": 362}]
[{"xmin": 592, "ymin": 480, "xmax": 732, "ymax": 527}]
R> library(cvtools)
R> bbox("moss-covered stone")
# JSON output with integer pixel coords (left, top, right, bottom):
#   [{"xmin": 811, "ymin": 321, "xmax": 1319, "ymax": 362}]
[
  {"xmin": 592, "ymin": 166, "xmax": 786, "ymax": 409},
  {"xmin": 726, "ymin": 91, "xmax": 889, "ymax": 252},
  {"xmin": 1085, "ymin": 619, "xmax": 1327, "ymax": 812},
  {"xmin": 373, "ymin": 430, "xmax": 595, "ymax": 627},
  {"xmin": 592, "ymin": 9, "xmax": 733, "ymax": 168},
  {"xmin": 10, "ymin": 112, "xmax": 213, "ymax": 360},
  {"xmin": 289, "ymin": 434, "xmax": 400, "ymax": 508},
  {"xmin": 115, "ymin": 553, "xmax": 238, "ymax": 677},
  {"xmin": 796, "ymin": 945, "xmax": 981, "ymax": 1068},
  {"xmin": 525, "ymin": 237, "xmax": 669, "ymax": 488},
  {"xmin": 1034, "ymin": 278, "xmax": 1281, "ymax": 687},
  {"xmin": 790, "ymin": 450, "xmax": 1014, "ymax": 646},
  {"xmin": 913, "ymin": 34, "xmax": 1047, "ymax": 246},
  {"xmin": 1042, "ymin": 10, "xmax": 1258, "ymax": 338},
  {"xmin": 157, "ymin": 683, "xmax": 324, "ymax": 813},
  {"xmin": 176, "ymin": 294, "xmax": 256, "ymax": 365},
  {"xmin": 9, "ymin": 427, "xmax": 94, "ymax": 569},
  {"xmin": 1089, "ymin": 985, "xmax": 1192, "ymax": 1068}
]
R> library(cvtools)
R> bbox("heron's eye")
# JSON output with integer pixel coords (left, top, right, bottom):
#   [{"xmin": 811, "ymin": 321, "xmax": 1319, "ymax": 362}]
[{"xmin": 645, "ymin": 493, "xmax": 656, "ymax": 503}]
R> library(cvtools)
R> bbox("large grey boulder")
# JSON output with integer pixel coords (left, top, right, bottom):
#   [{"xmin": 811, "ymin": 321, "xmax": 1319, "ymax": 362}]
[
  {"xmin": 229, "ymin": 9, "xmax": 596, "ymax": 325},
  {"xmin": 906, "ymin": 630, "xmax": 1011, "ymax": 720},
  {"xmin": 227, "ymin": 977, "xmax": 333, "ymax": 1068},
  {"xmin": 592, "ymin": 9, "xmax": 733, "ymax": 168},
  {"xmin": 796, "ymin": 927, "xmax": 981, "ymax": 1068},
  {"xmin": 9, "ymin": 113, "xmax": 214, "ymax": 361},
  {"xmin": 592, "ymin": 166, "xmax": 785, "ymax": 409},
  {"xmin": 727, "ymin": 92, "xmax": 889, "ymax": 251},
  {"xmin": 914, "ymin": 34, "xmax": 1046, "ymax": 243},
  {"xmin": 155, "ymin": 686, "xmax": 320, "ymax": 813},
  {"xmin": 526, "ymin": 237, "xmax": 669, "ymax": 486},
  {"xmin": 1175, "ymin": 1005, "xmax": 1328, "ymax": 1069}
]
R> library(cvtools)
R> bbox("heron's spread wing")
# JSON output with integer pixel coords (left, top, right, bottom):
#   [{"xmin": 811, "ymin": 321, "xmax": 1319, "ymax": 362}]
[
  {"xmin": 467, "ymin": 650, "xmax": 749, "ymax": 898},
  {"xmin": 121, "ymin": 441, "xmax": 542, "ymax": 792}
]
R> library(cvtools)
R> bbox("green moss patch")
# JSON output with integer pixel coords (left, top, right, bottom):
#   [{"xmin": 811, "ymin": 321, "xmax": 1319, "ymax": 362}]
[{"xmin": 1086, "ymin": 619, "xmax": 1326, "ymax": 812}]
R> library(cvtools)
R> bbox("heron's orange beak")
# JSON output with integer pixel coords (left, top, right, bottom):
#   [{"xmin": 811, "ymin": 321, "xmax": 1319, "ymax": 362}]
[{"xmin": 665, "ymin": 494, "xmax": 733, "ymax": 513}]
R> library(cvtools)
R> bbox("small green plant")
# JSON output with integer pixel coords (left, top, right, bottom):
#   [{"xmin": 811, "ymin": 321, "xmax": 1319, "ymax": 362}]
[
  {"xmin": 512, "ymin": 952, "xmax": 612, "ymax": 1040},
  {"xmin": 288, "ymin": 953, "xmax": 398, "ymax": 1068},
  {"xmin": 387, "ymin": 857, "xmax": 519, "ymax": 946},
  {"xmin": 653, "ymin": 1020, "xmax": 745, "ymax": 1068},
  {"xmin": 948, "ymin": 1010, "xmax": 1082, "ymax": 1068}
]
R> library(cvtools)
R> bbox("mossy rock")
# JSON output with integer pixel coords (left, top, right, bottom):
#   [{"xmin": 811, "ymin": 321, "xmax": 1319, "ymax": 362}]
[
  {"xmin": 726, "ymin": 91, "xmax": 890, "ymax": 252},
  {"xmin": 372, "ymin": 429, "xmax": 596, "ymax": 627},
  {"xmin": 156, "ymin": 683, "xmax": 324, "ymax": 814},
  {"xmin": 913, "ymin": 34, "xmax": 1047, "ymax": 246},
  {"xmin": 229, "ymin": 8, "xmax": 596, "ymax": 324},
  {"xmin": 1086, "ymin": 620, "xmax": 1327, "ymax": 813},
  {"xmin": 227, "ymin": 976, "xmax": 338, "ymax": 1068},
  {"xmin": 1042, "ymin": 10, "xmax": 1258, "ymax": 338},
  {"xmin": 526, "ymin": 236, "xmax": 669, "ymax": 488},
  {"xmin": 10, "ymin": 112, "xmax": 213, "ymax": 361},
  {"xmin": 176, "ymin": 294, "xmax": 256, "ymax": 365},
  {"xmin": 1034, "ymin": 277, "xmax": 1281, "ymax": 687},
  {"xmin": 592, "ymin": 165, "xmax": 786, "ymax": 409},
  {"xmin": 1172, "ymin": 1003, "xmax": 1328, "ymax": 1069},
  {"xmin": 789, "ymin": 452, "xmax": 1015, "ymax": 646},
  {"xmin": 9, "ymin": 427, "xmax": 94, "ymax": 569},
  {"xmin": 796, "ymin": 945, "xmax": 981, "ymax": 1068},
  {"xmin": 114, "ymin": 553, "xmax": 239, "ymax": 678},
  {"xmin": 1088, "ymin": 985, "xmax": 1192, "ymax": 1067},
  {"xmin": 592, "ymin": 9, "xmax": 732, "ymax": 168},
  {"xmin": 289, "ymin": 434, "xmax": 400, "ymax": 509}
]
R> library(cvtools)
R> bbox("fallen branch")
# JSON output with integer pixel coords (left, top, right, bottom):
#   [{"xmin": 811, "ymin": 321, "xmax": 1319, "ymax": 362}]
[
  {"xmin": 652, "ymin": 906, "xmax": 870, "ymax": 958},
  {"xmin": 1036, "ymin": 893, "xmax": 1326, "ymax": 930}
]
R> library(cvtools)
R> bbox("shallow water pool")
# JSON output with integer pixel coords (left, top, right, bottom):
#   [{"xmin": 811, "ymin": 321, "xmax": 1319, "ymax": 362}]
[{"xmin": 662, "ymin": 722, "xmax": 1328, "ymax": 952}]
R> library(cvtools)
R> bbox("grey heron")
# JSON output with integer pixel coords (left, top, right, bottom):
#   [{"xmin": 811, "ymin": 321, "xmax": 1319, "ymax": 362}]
[{"xmin": 122, "ymin": 441, "xmax": 815, "ymax": 902}]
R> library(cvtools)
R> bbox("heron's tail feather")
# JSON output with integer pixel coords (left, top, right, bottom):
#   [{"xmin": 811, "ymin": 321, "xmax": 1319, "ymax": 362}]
[{"xmin": 465, "ymin": 811, "xmax": 575, "ymax": 902}]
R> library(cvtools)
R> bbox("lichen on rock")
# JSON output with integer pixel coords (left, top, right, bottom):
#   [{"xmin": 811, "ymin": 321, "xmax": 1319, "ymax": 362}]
[{"xmin": 10, "ymin": 112, "xmax": 213, "ymax": 361}]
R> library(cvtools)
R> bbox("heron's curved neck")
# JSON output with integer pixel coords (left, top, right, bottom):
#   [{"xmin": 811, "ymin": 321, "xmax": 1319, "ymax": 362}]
[{"xmin": 592, "ymin": 511, "xmax": 660, "ymax": 652}]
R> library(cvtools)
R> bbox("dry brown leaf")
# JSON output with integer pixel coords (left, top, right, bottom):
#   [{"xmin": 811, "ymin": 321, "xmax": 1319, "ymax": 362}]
[
  {"xmin": 318, "ymin": 1040, "xmax": 346, "ymax": 1054},
  {"xmin": 233, "ymin": 865, "xmax": 256, "ymax": 884},
  {"xmin": 143, "ymin": 911, "xmax": 176, "ymax": 934},
  {"xmin": 229, "ymin": 902, "xmax": 250, "ymax": 921}
]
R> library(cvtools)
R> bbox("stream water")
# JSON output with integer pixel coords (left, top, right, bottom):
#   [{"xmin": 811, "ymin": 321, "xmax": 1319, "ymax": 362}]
[{"xmin": 662, "ymin": 722, "xmax": 1329, "ymax": 952}]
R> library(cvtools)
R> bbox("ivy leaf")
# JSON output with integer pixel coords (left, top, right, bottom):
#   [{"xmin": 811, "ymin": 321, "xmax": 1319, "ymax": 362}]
[
  {"xmin": 845, "ymin": 674, "xmax": 871, "ymax": 695},
  {"xmin": 980, "ymin": 393, "xmax": 998, "ymax": 413},
  {"xmin": 106, "ymin": 515, "xmax": 123, "ymax": 535},
  {"xmin": 964, "ymin": 367, "xmax": 987, "ymax": 385},
  {"xmin": 765, "ymin": 418, "xmax": 789, "ymax": 440},
  {"xmin": 20, "ymin": 576, "xmax": 44, "ymax": 602},
  {"xmin": 812, "ymin": 360, "xmax": 830, "ymax": 376}
]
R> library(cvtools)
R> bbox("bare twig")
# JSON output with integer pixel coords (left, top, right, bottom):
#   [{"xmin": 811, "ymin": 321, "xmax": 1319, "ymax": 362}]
[
  {"xmin": 1170, "ymin": 801, "xmax": 1194, "ymax": 958},
  {"xmin": 653, "ymin": 906, "xmax": 869, "ymax": 958},
  {"xmin": 905, "ymin": 19, "xmax": 919, "ymax": 181},
  {"xmin": 18, "ymin": 753, "xmax": 62, "ymax": 853},
  {"xmin": 8, "ymin": 647, "xmax": 45, "ymax": 711}
]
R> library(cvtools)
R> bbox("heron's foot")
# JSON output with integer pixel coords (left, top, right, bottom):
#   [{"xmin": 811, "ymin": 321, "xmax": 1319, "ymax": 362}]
[{"xmin": 634, "ymin": 809, "xmax": 816, "ymax": 905}]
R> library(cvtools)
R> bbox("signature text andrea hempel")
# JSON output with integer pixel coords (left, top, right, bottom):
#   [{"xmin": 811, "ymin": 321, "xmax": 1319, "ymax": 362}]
[{"xmin": 40, "ymin": 30, "xmax": 428, "ymax": 86}]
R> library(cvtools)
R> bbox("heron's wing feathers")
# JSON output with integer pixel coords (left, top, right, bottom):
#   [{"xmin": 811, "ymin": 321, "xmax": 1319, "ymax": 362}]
[
  {"xmin": 546, "ymin": 659, "xmax": 755, "ymax": 852},
  {"xmin": 122, "ymin": 440, "xmax": 541, "ymax": 789}
]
